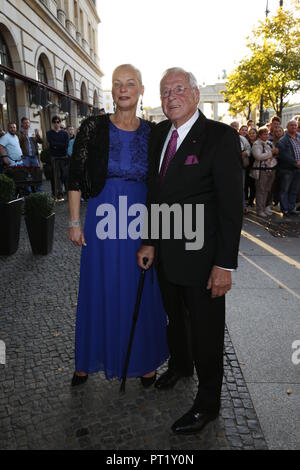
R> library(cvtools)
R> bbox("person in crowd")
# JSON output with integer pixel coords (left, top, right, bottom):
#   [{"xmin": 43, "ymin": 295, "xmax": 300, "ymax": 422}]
[
  {"xmin": 46, "ymin": 115, "xmax": 69, "ymax": 201},
  {"xmin": 245, "ymin": 127, "xmax": 258, "ymax": 207},
  {"xmin": 230, "ymin": 123, "xmax": 251, "ymax": 214},
  {"xmin": 68, "ymin": 64, "xmax": 168, "ymax": 388},
  {"xmin": 230, "ymin": 121, "xmax": 239, "ymax": 131},
  {"xmin": 247, "ymin": 119, "xmax": 254, "ymax": 130},
  {"xmin": 0, "ymin": 127, "xmax": 5, "ymax": 138},
  {"xmin": 19, "ymin": 117, "xmax": 43, "ymax": 192},
  {"xmin": 137, "ymin": 67, "xmax": 243, "ymax": 435},
  {"xmin": 239, "ymin": 125, "xmax": 249, "ymax": 139},
  {"xmin": 0, "ymin": 122, "xmax": 23, "ymax": 167},
  {"xmin": 252, "ymin": 127, "xmax": 278, "ymax": 218},
  {"xmin": 268, "ymin": 116, "xmax": 281, "ymax": 142},
  {"xmin": 276, "ymin": 120, "xmax": 300, "ymax": 216},
  {"xmin": 66, "ymin": 125, "xmax": 75, "ymax": 158},
  {"xmin": 267, "ymin": 126, "xmax": 284, "ymax": 207}
]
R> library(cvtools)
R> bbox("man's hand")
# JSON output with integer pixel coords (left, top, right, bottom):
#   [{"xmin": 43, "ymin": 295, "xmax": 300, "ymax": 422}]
[
  {"xmin": 207, "ymin": 266, "xmax": 232, "ymax": 298},
  {"xmin": 136, "ymin": 245, "xmax": 155, "ymax": 270},
  {"xmin": 68, "ymin": 227, "xmax": 86, "ymax": 247}
]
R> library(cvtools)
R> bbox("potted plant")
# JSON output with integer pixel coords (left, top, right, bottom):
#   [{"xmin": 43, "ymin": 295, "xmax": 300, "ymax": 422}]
[
  {"xmin": 0, "ymin": 174, "xmax": 23, "ymax": 256},
  {"xmin": 24, "ymin": 192, "xmax": 55, "ymax": 255}
]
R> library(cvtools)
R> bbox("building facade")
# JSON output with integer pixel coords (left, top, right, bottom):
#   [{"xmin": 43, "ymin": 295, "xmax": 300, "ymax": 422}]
[
  {"xmin": 282, "ymin": 104, "xmax": 300, "ymax": 127},
  {"xmin": 0, "ymin": 0, "xmax": 103, "ymax": 137}
]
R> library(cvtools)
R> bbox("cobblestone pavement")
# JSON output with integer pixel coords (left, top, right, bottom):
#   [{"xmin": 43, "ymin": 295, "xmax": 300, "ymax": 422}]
[
  {"xmin": 0, "ymin": 193, "xmax": 268, "ymax": 450},
  {"xmin": 246, "ymin": 206, "xmax": 300, "ymax": 238}
]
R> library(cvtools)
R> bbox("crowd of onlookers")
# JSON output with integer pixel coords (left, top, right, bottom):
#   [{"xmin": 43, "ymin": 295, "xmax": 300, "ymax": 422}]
[
  {"xmin": 0, "ymin": 115, "xmax": 76, "ymax": 200},
  {"xmin": 231, "ymin": 115, "xmax": 300, "ymax": 218},
  {"xmin": 1, "ymin": 112, "xmax": 300, "ymax": 217}
]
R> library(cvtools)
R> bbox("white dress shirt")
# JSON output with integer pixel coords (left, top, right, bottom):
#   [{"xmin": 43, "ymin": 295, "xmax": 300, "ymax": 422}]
[
  {"xmin": 158, "ymin": 109, "xmax": 234, "ymax": 273},
  {"xmin": 159, "ymin": 110, "xmax": 200, "ymax": 171}
]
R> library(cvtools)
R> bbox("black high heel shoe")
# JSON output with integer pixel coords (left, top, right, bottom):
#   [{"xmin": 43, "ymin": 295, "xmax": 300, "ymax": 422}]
[
  {"xmin": 71, "ymin": 372, "xmax": 88, "ymax": 387},
  {"xmin": 140, "ymin": 372, "xmax": 157, "ymax": 388}
]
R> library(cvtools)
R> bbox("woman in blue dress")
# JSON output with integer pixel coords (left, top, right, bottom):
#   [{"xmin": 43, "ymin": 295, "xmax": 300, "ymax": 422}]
[{"xmin": 68, "ymin": 64, "xmax": 168, "ymax": 387}]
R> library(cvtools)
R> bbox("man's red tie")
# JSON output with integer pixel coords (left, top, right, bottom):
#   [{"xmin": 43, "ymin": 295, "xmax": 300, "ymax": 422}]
[{"xmin": 159, "ymin": 129, "xmax": 179, "ymax": 186}]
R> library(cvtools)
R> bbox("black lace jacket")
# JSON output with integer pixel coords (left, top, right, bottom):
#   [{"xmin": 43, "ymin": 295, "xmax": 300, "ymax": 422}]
[
  {"xmin": 68, "ymin": 114, "xmax": 155, "ymax": 199},
  {"xmin": 68, "ymin": 114, "xmax": 110, "ymax": 199}
]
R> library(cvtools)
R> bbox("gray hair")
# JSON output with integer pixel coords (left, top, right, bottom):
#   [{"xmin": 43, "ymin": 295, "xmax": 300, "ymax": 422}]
[
  {"xmin": 112, "ymin": 64, "xmax": 143, "ymax": 86},
  {"xmin": 287, "ymin": 119, "xmax": 298, "ymax": 127},
  {"xmin": 160, "ymin": 67, "xmax": 198, "ymax": 93}
]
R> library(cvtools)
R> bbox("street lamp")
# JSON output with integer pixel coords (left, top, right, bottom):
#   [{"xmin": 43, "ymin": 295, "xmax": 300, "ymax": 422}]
[{"xmin": 259, "ymin": 1, "xmax": 270, "ymax": 126}]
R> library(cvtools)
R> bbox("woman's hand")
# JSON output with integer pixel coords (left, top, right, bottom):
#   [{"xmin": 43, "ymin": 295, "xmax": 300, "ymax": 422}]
[{"xmin": 68, "ymin": 227, "xmax": 87, "ymax": 247}]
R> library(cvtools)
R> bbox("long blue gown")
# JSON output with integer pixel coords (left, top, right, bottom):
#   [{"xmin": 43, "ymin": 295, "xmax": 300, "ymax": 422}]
[{"xmin": 75, "ymin": 119, "xmax": 169, "ymax": 379}]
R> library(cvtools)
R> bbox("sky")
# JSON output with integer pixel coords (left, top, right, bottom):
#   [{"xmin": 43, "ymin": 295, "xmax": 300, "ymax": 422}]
[{"xmin": 97, "ymin": 0, "xmax": 295, "ymax": 108}]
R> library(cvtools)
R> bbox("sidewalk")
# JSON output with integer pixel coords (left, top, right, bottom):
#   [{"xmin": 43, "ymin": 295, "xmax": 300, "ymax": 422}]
[
  {"xmin": 227, "ymin": 213, "xmax": 300, "ymax": 450},
  {"xmin": 0, "ymin": 193, "xmax": 267, "ymax": 450}
]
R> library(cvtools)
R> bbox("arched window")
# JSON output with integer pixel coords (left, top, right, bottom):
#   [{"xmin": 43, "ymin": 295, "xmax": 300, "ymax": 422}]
[
  {"xmin": 93, "ymin": 90, "xmax": 99, "ymax": 107},
  {"xmin": 37, "ymin": 57, "xmax": 48, "ymax": 83},
  {"xmin": 80, "ymin": 82, "xmax": 87, "ymax": 102},
  {"xmin": 0, "ymin": 31, "xmax": 12, "ymax": 67}
]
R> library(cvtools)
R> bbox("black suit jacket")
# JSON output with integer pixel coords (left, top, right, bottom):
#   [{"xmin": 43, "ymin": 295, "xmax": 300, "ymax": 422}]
[{"xmin": 145, "ymin": 110, "xmax": 243, "ymax": 287}]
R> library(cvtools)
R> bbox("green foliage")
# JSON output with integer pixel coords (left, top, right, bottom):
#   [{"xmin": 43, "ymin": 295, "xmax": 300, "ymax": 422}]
[
  {"xmin": 224, "ymin": 7, "xmax": 300, "ymax": 118},
  {"xmin": 223, "ymin": 59, "xmax": 261, "ymax": 118},
  {"xmin": 0, "ymin": 174, "xmax": 16, "ymax": 203},
  {"xmin": 24, "ymin": 192, "xmax": 55, "ymax": 218}
]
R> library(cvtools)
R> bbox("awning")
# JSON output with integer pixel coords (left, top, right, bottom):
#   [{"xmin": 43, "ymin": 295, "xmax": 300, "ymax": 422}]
[{"xmin": 0, "ymin": 63, "xmax": 93, "ymax": 108}]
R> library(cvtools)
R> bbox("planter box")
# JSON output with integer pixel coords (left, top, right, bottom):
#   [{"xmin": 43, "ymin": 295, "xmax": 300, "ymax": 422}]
[
  {"xmin": 25, "ymin": 213, "xmax": 55, "ymax": 255},
  {"xmin": 0, "ymin": 198, "xmax": 23, "ymax": 256}
]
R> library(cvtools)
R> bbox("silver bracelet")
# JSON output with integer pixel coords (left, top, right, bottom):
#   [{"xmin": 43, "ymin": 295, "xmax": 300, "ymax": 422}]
[{"xmin": 68, "ymin": 220, "xmax": 81, "ymax": 228}]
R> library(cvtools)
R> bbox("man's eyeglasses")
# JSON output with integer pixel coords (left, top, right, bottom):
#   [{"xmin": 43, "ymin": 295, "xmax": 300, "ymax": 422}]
[
  {"xmin": 53, "ymin": 120, "xmax": 60, "ymax": 124},
  {"xmin": 161, "ymin": 85, "xmax": 189, "ymax": 99}
]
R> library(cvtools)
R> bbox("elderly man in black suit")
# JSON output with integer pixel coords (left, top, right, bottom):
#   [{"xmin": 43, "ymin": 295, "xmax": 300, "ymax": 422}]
[{"xmin": 137, "ymin": 67, "xmax": 243, "ymax": 435}]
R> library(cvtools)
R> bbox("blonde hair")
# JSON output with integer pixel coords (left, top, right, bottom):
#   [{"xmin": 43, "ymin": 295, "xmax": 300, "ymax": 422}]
[{"xmin": 257, "ymin": 126, "xmax": 269, "ymax": 137}]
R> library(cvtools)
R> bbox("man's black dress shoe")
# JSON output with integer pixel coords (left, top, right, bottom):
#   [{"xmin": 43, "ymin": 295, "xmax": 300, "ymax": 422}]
[
  {"xmin": 155, "ymin": 369, "xmax": 191, "ymax": 390},
  {"xmin": 140, "ymin": 373, "xmax": 157, "ymax": 388},
  {"xmin": 71, "ymin": 373, "xmax": 88, "ymax": 387},
  {"xmin": 171, "ymin": 409, "xmax": 219, "ymax": 435}
]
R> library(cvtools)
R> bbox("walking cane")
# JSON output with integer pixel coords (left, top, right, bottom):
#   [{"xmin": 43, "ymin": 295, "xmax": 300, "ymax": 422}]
[{"xmin": 120, "ymin": 257, "xmax": 148, "ymax": 393}]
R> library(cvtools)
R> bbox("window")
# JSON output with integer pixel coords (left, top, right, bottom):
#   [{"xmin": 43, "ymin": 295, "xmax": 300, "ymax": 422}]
[
  {"xmin": 0, "ymin": 32, "xmax": 12, "ymax": 67},
  {"xmin": 64, "ymin": 75, "xmax": 70, "ymax": 94}
]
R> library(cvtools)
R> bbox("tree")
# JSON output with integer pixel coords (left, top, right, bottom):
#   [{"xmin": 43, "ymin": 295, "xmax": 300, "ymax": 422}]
[
  {"xmin": 223, "ymin": 59, "xmax": 261, "ymax": 119},
  {"xmin": 224, "ymin": 7, "xmax": 300, "ymax": 119}
]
